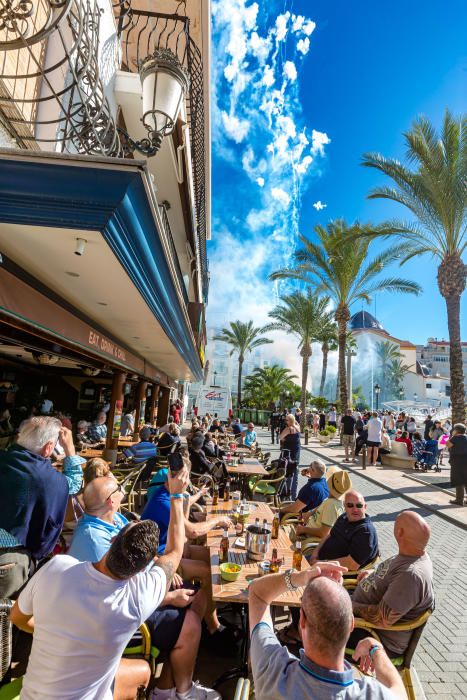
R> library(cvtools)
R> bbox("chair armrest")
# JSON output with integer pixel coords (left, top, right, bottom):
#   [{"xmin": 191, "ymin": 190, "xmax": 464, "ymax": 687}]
[
  {"xmin": 233, "ymin": 678, "xmax": 250, "ymax": 700},
  {"xmin": 354, "ymin": 608, "xmax": 432, "ymax": 632}
]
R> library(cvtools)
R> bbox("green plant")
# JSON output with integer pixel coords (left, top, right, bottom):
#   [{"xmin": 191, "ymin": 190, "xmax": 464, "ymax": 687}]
[
  {"xmin": 213, "ymin": 321, "xmax": 272, "ymax": 406},
  {"xmin": 327, "ymin": 424, "xmax": 337, "ymax": 433},
  {"xmin": 319, "ymin": 429, "xmax": 330, "ymax": 437},
  {"xmin": 362, "ymin": 110, "xmax": 466, "ymax": 422},
  {"xmin": 311, "ymin": 396, "xmax": 329, "ymax": 412},
  {"xmin": 243, "ymin": 364, "xmax": 298, "ymax": 408}
]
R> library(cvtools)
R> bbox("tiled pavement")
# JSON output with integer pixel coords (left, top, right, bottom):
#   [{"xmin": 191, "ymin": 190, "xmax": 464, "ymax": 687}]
[{"xmin": 257, "ymin": 428, "xmax": 467, "ymax": 700}]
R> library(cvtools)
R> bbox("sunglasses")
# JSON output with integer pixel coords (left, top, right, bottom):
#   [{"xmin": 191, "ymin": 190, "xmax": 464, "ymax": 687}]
[
  {"xmin": 345, "ymin": 502, "xmax": 364, "ymax": 509},
  {"xmin": 107, "ymin": 483, "xmax": 123, "ymax": 499}
]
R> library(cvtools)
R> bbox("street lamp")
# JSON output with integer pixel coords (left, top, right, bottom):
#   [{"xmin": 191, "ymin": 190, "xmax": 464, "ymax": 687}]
[
  {"xmin": 374, "ymin": 383, "xmax": 380, "ymax": 411},
  {"xmin": 413, "ymin": 392, "xmax": 418, "ymax": 403},
  {"xmin": 118, "ymin": 49, "xmax": 190, "ymax": 157}
]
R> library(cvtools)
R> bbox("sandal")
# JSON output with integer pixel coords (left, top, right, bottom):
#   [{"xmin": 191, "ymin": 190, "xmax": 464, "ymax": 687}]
[{"xmin": 277, "ymin": 623, "xmax": 301, "ymax": 646}]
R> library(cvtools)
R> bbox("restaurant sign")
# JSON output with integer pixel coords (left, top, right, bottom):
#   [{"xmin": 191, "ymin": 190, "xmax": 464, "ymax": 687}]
[{"xmin": 88, "ymin": 331, "xmax": 127, "ymax": 363}]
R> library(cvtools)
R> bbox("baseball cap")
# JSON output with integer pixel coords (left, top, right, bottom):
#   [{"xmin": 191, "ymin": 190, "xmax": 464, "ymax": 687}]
[{"xmin": 150, "ymin": 468, "xmax": 168, "ymax": 485}]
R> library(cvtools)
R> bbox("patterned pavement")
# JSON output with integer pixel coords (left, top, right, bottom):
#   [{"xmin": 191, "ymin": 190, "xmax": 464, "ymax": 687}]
[{"xmin": 257, "ymin": 428, "xmax": 467, "ymax": 700}]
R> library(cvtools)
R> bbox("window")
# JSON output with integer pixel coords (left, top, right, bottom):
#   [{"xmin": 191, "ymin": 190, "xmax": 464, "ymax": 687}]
[{"xmin": 426, "ymin": 383, "xmax": 432, "ymax": 389}]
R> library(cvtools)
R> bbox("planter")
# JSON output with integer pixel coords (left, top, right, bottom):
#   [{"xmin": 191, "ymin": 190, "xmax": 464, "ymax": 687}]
[{"xmin": 318, "ymin": 435, "xmax": 330, "ymax": 444}]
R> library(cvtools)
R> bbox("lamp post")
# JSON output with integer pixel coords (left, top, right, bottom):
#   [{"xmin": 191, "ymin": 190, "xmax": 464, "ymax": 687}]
[
  {"xmin": 118, "ymin": 48, "xmax": 190, "ymax": 157},
  {"xmin": 374, "ymin": 383, "xmax": 380, "ymax": 411},
  {"xmin": 413, "ymin": 392, "xmax": 418, "ymax": 403},
  {"xmin": 213, "ymin": 370, "xmax": 217, "ymax": 386}
]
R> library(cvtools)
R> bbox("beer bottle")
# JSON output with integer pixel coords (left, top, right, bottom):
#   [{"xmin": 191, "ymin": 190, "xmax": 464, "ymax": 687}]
[
  {"xmin": 254, "ymin": 517, "xmax": 260, "ymax": 533},
  {"xmin": 262, "ymin": 518, "xmax": 269, "ymax": 532},
  {"xmin": 293, "ymin": 540, "xmax": 302, "ymax": 571},
  {"xmin": 212, "ymin": 484, "xmax": 219, "ymax": 506},
  {"xmin": 219, "ymin": 528, "xmax": 229, "ymax": 564},
  {"xmin": 272, "ymin": 512, "xmax": 280, "ymax": 539},
  {"xmin": 224, "ymin": 480, "xmax": 231, "ymax": 502},
  {"xmin": 270, "ymin": 547, "xmax": 279, "ymax": 573}
]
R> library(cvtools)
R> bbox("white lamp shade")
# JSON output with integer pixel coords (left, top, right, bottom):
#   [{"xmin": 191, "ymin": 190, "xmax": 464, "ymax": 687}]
[{"xmin": 140, "ymin": 50, "xmax": 189, "ymax": 137}]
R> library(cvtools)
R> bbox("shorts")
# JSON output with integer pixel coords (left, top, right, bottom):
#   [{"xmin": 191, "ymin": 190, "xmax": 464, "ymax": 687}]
[
  {"xmin": 342, "ymin": 434, "xmax": 355, "ymax": 447},
  {"xmin": 367, "ymin": 440, "xmax": 381, "ymax": 447},
  {"xmin": 145, "ymin": 605, "xmax": 187, "ymax": 651}
]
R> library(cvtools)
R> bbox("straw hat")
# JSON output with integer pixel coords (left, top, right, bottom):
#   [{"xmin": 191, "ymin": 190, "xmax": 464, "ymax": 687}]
[{"xmin": 326, "ymin": 468, "xmax": 352, "ymax": 499}]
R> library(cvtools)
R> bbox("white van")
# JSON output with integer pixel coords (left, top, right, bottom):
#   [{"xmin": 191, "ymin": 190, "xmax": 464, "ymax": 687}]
[{"xmin": 195, "ymin": 386, "xmax": 232, "ymax": 422}]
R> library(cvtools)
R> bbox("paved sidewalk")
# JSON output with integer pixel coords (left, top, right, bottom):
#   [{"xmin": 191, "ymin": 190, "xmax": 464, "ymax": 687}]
[{"xmin": 257, "ymin": 428, "xmax": 467, "ymax": 700}]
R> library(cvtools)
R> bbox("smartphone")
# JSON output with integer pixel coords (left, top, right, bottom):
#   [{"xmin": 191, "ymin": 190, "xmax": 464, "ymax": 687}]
[{"xmin": 167, "ymin": 451, "xmax": 185, "ymax": 473}]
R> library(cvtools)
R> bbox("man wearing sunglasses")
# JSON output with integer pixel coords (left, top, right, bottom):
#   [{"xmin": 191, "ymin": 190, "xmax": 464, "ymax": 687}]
[{"xmin": 310, "ymin": 490, "xmax": 379, "ymax": 572}]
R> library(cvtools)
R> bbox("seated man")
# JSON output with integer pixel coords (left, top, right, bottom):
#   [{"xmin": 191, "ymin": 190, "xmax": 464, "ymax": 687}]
[
  {"xmin": 230, "ymin": 418, "xmax": 243, "ymax": 435},
  {"xmin": 189, "ymin": 434, "xmax": 218, "ymax": 476},
  {"xmin": 10, "ymin": 468, "xmax": 193, "ymax": 700},
  {"xmin": 142, "ymin": 468, "xmax": 238, "ymax": 646},
  {"xmin": 242, "ymin": 422, "xmax": 257, "ymax": 448},
  {"xmin": 209, "ymin": 419, "xmax": 224, "ymax": 434},
  {"xmin": 295, "ymin": 468, "xmax": 351, "ymax": 541},
  {"xmin": 69, "ymin": 476, "xmax": 218, "ymax": 700},
  {"xmin": 0, "ymin": 417, "xmax": 84, "ymax": 596},
  {"xmin": 157, "ymin": 423, "xmax": 182, "ymax": 456},
  {"xmin": 279, "ymin": 460, "xmax": 328, "ymax": 517},
  {"xmin": 203, "ymin": 432, "xmax": 224, "ymax": 460},
  {"xmin": 351, "ymin": 510, "xmax": 434, "ymax": 657},
  {"xmin": 310, "ymin": 490, "xmax": 379, "ymax": 570},
  {"xmin": 86, "ymin": 411, "xmax": 108, "ymax": 443},
  {"xmin": 248, "ymin": 562, "xmax": 406, "ymax": 699},
  {"xmin": 123, "ymin": 425, "xmax": 157, "ymax": 463}
]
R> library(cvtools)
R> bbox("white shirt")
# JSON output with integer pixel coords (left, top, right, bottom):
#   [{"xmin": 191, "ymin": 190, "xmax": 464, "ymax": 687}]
[
  {"xmin": 19, "ymin": 555, "xmax": 166, "ymax": 699},
  {"xmin": 40, "ymin": 398, "xmax": 53, "ymax": 413},
  {"xmin": 328, "ymin": 410, "xmax": 337, "ymax": 422},
  {"xmin": 366, "ymin": 417, "xmax": 383, "ymax": 443}
]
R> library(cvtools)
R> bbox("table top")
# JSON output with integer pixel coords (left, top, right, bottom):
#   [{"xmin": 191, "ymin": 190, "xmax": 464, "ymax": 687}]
[
  {"xmin": 206, "ymin": 500, "xmax": 307, "ymax": 607},
  {"xmin": 79, "ymin": 448, "xmax": 104, "ymax": 459},
  {"xmin": 226, "ymin": 457, "xmax": 268, "ymax": 477}
]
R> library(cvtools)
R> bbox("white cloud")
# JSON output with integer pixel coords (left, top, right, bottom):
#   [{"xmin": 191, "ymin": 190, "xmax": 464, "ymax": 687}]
[
  {"xmin": 262, "ymin": 65, "xmax": 275, "ymax": 87},
  {"xmin": 295, "ymin": 155, "xmax": 313, "ymax": 174},
  {"xmin": 303, "ymin": 20, "xmax": 316, "ymax": 36},
  {"xmin": 271, "ymin": 187, "xmax": 291, "ymax": 208},
  {"xmin": 275, "ymin": 11, "xmax": 290, "ymax": 42},
  {"xmin": 297, "ymin": 37, "xmax": 310, "ymax": 55},
  {"xmin": 313, "ymin": 200, "xmax": 327, "ymax": 211},
  {"xmin": 311, "ymin": 129, "xmax": 331, "ymax": 156},
  {"xmin": 221, "ymin": 111, "xmax": 250, "ymax": 142},
  {"xmin": 283, "ymin": 60, "xmax": 297, "ymax": 81},
  {"xmin": 292, "ymin": 15, "xmax": 305, "ymax": 33},
  {"xmin": 256, "ymin": 177, "xmax": 265, "ymax": 187}
]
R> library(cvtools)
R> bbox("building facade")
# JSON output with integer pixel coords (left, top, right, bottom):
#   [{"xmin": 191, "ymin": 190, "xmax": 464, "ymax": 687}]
[
  {"xmin": 0, "ymin": 0, "xmax": 211, "ymax": 456},
  {"xmin": 417, "ymin": 338, "xmax": 467, "ymax": 400}
]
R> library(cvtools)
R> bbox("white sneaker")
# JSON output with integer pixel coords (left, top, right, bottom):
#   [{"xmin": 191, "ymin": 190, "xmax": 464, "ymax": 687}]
[{"xmin": 176, "ymin": 681, "xmax": 222, "ymax": 700}]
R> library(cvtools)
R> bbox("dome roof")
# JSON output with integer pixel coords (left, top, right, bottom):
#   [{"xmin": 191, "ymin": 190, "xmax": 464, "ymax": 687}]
[{"xmin": 350, "ymin": 311, "xmax": 386, "ymax": 332}]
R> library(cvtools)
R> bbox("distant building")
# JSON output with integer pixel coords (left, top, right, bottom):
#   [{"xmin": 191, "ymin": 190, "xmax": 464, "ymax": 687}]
[
  {"xmin": 417, "ymin": 338, "xmax": 467, "ymax": 399},
  {"xmin": 349, "ymin": 312, "xmax": 450, "ymax": 408}
]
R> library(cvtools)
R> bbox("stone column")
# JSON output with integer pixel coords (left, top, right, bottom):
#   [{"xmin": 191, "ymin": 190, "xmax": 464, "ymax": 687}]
[
  {"xmin": 149, "ymin": 384, "xmax": 160, "ymax": 427},
  {"xmin": 103, "ymin": 370, "xmax": 126, "ymax": 465},
  {"xmin": 157, "ymin": 386, "xmax": 171, "ymax": 427}
]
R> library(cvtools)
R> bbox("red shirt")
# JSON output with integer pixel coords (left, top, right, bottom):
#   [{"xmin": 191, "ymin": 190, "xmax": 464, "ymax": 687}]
[{"xmin": 396, "ymin": 436, "xmax": 412, "ymax": 455}]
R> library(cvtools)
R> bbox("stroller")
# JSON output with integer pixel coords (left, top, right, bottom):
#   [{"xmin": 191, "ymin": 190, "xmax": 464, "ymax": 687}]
[{"xmin": 414, "ymin": 439, "xmax": 441, "ymax": 472}]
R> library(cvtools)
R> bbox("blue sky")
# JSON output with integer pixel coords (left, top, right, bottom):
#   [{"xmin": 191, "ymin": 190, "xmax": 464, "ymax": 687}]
[{"xmin": 208, "ymin": 0, "xmax": 466, "ymax": 382}]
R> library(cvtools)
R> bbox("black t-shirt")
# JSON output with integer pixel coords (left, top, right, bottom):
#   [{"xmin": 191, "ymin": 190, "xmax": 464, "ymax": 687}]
[
  {"xmin": 423, "ymin": 419, "xmax": 434, "ymax": 439},
  {"xmin": 318, "ymin": 514, "xmax": 379, "ymax": 566},
  {"xmin": 341, "ymin": 415, "xmax": 356, "ymax": 435}
]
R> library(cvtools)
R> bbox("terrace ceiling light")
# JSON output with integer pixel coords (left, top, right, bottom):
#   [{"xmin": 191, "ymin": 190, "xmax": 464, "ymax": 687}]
[{"xmin": 119, "ymin": 48, "xmax": 190, "ymax": 157}]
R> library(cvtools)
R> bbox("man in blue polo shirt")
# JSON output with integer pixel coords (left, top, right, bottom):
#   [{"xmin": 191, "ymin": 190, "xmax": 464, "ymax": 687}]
[
  {"xmin": 123, "ymin": 425, "xmax": 157, "ymax": 464},
  {"xmin": 279, "ymin": 460, "xmax": 329, "ymax": 518},
  {"xmin": 310, "ymin": 489, "xmax": 379, "ymax": 571},
  {"xmin": 248, "ymin": 564, "xmax": 406, "ymax": 699}
]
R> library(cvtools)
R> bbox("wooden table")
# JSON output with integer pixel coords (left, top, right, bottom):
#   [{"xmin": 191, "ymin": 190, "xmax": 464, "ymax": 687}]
[
  {"xmin": 226, "ymin": 457, "xmax": 268, "ymax": 498},
  {"xmin": 117, "ymin": 439, "xmax": 138, "ymax": 448},
  {"xmin": 207, "ymin": 500, "xmax": 307, "ymax": 607},
  {"xmin": 79, "ymin": 448, "xmax": 104, "ymax": 459}
]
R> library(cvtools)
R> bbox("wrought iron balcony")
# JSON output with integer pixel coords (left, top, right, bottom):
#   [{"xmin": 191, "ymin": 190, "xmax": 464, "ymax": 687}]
[{"xmin": 118, "ymin": 8, "xmax": 208, "ymax": 301}]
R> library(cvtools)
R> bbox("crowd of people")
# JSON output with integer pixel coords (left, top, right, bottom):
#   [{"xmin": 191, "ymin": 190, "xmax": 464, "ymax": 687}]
[{"xmin": 0, "ymin": 398, "xmax": 465, "ymax": 699}]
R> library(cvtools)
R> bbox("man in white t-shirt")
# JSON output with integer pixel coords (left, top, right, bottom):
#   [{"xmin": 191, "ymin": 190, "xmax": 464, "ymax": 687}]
[
  {"xmin": 365, "ymin": 412, "xmax": 383, "ymax": 466},
  {"xmin": 10, "ymin": 467, "xmax": 189, "ymax": 700}
]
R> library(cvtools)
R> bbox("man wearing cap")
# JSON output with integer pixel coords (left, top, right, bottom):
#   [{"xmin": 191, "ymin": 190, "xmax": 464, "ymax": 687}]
[
  {"xmin": 295, "ymin": 467, "xmax": 352, "ymax": 541},
  {"xmin": 123, "ymin": 425, "xmax": 157, "ymax": 463}
]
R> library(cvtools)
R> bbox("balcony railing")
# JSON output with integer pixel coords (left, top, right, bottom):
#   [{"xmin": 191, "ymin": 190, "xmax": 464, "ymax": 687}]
[{"xmin": 118, "ymin": 9, "xmax": 208, "ymax": 301}]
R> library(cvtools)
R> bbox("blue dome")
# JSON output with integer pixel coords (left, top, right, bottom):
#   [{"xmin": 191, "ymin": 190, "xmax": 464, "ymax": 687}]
[{"xmin": 350, "ymin": 311, "xmax": 386, "ymax": 332}]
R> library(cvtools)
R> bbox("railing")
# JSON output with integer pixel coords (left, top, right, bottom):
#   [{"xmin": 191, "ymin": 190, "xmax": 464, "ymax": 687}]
[
  {"xmin": 118, "ymin": 9, "xmax": 208, "ymax": 301},
  {"xmin": 159, "ymin": 204, "xmax": 189, "ymax": 307}
]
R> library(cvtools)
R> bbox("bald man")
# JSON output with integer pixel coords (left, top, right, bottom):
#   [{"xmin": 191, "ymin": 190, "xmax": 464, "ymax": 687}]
[
  {"xmin": 351, "ymin": 510, "xmax": 434, "ymax": 656},
  {"xmin": 249, "ymin": 565, "xmax": 406, "ymax": 699},
  {"xmin": 69, "ymin": 476, "xmax": 126, "ymax": 562},
  {"xmin": 311, "ymin": 490, "xmax": 379, "ymax": 570}
]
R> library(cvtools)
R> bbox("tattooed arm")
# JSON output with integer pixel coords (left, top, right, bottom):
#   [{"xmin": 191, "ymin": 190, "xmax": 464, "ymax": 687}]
[
  {"xmin": 155, "ymin": 466, "xmax": 189, "ymax": 592},
  {"xmin": 352, "ymin": 599, "xmax": 404, "ymax": 627}
]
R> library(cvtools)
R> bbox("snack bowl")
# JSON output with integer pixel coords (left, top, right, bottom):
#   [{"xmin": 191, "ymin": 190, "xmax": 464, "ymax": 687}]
[{"xmin": 220, "ymin": 562, "xmax": 242, "ymax": 582}]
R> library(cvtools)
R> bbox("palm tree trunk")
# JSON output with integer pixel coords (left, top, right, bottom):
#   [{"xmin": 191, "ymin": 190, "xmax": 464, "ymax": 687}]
[
  {"xmin": 319, "ymin": 342, "xmax": 329, "ymax": 396},
  {"xmin": 237, "ymin": 356, "xmax": 244, "ymax": 408},
  {"xmin": 300, "ymin": 346, "xmax": 311, "ymax": 431},
  {"xmin": 335, "ymin": 305, "xmax": 350, "ymax": 409},
  {"xmin": 445, "ymin": 294, "xmax": 466, "ymax": 423}
]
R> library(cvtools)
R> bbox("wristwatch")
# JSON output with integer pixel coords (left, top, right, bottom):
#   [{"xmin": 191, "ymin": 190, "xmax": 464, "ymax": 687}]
[{"xmin": 284, "ymin": 568, "xmax": 299, "ymax": 591}]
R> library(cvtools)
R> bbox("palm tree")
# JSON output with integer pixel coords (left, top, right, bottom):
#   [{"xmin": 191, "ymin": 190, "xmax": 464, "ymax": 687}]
[
  {"xmin": 265, "ymin": 291, "xmax": 332, "ymax": 429},
  {"xmin": 362, "ymin": 111, "xmax": 466, "ymax": 422},
  {"xmin": 213, "ymin": 321, "xmax": 272, "ymax": 407},
  {"xmin": 375, "ymin": 340, "xmax": 402, "ymax": 400},
  {"xmin": 244, "ymin": 365, "xmax": 298, "ymax": 408},
  {"xmin": 387, "ymin": 358, "xmax": 411, "ymax": 398},
  {"xmin": 316, "ymin": 319, "xmax": 338, "ymax": 396},
  {"xmin": 270, "ymin": 220, "xmax": 421, "ymax": 409}
]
